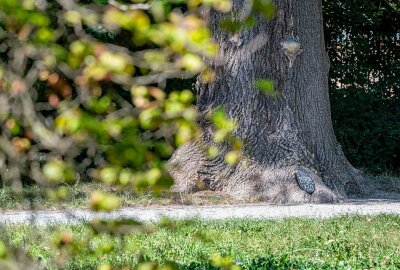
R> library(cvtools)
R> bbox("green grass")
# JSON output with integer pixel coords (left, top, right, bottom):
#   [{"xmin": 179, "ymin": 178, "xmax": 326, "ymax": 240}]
[
  {"xmin": 0, "ymin": 183, "xmax": 236, "ymax": 211},
  {"xmin": 1, "ymin": 215, "xmax": 400, "ymax": 269},
  {"xmin": 1, "ymin": 173, "xmax": 399, "ymax": 211}
]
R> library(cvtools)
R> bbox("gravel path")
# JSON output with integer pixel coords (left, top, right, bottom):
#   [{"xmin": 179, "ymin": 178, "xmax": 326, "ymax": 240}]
[{"xmin": 1, "ymin": 200, "xmax": 400, "ymax": 225}]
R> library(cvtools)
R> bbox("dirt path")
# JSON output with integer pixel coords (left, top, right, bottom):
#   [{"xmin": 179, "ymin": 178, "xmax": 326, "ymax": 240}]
[{"xmin": 1, "ymin": 199, "xmax": 400, "ymax": 225}]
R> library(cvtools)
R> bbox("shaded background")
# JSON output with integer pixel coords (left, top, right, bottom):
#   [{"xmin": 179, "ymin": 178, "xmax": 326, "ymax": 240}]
[{"xmin": 324, "ymin": 0, "xmax": 400, "ymax": 174}]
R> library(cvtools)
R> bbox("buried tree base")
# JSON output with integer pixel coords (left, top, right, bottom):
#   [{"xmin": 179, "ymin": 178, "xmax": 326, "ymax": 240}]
[{"xmin": 169, "ymin": 143, "xmax": 365, "ymax": 204}]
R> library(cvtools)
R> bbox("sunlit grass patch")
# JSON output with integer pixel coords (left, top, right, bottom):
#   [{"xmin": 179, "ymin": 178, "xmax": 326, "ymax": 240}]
[
  {"xmin": 0, "ymin": 183, "xmax": 238, "ymax": 211},
  {"xmin": 1, "ymin": 215, "xmax": 400, "ymax": 269}
]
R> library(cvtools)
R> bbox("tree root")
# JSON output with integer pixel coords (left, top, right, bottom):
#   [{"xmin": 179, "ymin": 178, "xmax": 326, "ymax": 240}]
[{"xmin": 168, "ymin": 143, "xmax": 356, "ymax": 204}]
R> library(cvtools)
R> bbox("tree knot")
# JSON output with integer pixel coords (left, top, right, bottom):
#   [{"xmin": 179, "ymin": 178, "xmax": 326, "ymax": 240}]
[
  {"xmin": 295, "ymin": 169, "xmax": 315, "ymax": 194},
  {"xmin": 281, "ymin": 36, "xmax": 303, "ymax": 67}
]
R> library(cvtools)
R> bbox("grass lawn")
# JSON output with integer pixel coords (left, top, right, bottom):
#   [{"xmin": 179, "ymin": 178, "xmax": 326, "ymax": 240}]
[
  {"xmin": 1, "ymin": 215, "xmax": 400, "ymax": 269},
  {"xmin": 0, "ymin": 174, "xmax": 399, "ymax": 211},
  {"xmin": 0, "ymin": 183, "xmax": 238, "ymax": 211}
]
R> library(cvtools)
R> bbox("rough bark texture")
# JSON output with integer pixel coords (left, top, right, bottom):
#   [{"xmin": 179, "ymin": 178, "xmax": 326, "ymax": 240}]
[{"xmin": 169, "ymin": 0, "xmax": 364, "ymax": 203}]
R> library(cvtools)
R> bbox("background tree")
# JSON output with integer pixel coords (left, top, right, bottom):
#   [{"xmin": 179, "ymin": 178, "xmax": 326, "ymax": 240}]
[
  {"xmin": 324, "ymin": 0, "xmax": 400, "ymax": 174},
  {"xmin": 170, "ymin": 0, "xmax": 365, "ymax": 203}
]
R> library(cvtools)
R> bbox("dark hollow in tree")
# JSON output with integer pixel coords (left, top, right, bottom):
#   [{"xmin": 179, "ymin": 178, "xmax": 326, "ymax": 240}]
[{"xmin": 170, "ymin": 0, "xmax": 364, "ymax": 203}]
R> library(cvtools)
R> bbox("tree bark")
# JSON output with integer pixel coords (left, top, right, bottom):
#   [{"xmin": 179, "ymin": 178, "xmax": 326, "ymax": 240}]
[{"xmin": 169, "ymin": 0, "xmax": 364, "ymax": 203}]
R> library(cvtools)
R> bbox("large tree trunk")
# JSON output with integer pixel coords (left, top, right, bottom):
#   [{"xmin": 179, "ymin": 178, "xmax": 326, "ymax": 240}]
[{"xmin": 169, "ymin": 0, "xmax": 364, "ymax": 203}]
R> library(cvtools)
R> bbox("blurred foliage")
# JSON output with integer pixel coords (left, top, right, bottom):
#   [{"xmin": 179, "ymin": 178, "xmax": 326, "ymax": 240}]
[
  {"xmin": 0, "ymin": 0, "xmax": 235, "ymax": 194},
  {"xmin": 0, "ymin": 0, "xmax": 277, "ymax": 269},
  {"xmin": 324, "ymin": 0, "xmax": 400, "ymax": 174},
  {"xmin": 254, "ymin": 79, "xmax": 276, "ymax": 98}
]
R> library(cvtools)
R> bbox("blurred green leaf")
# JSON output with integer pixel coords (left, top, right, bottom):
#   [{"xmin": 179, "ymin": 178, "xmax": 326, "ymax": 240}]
[
  {"xmin": 255, "ymin": 79, "xmax": 277, "ymax": 97},
  {"xmin": 253, "ymin": 0, "xmax": 277, "ymax": 20},
  {"xmin": 0, "ymin": 241, "xmax": 7, "ymax": 259},
  {"xmin": 90, "ymin": 191, "xmax": 121, "ymax": 212}
]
